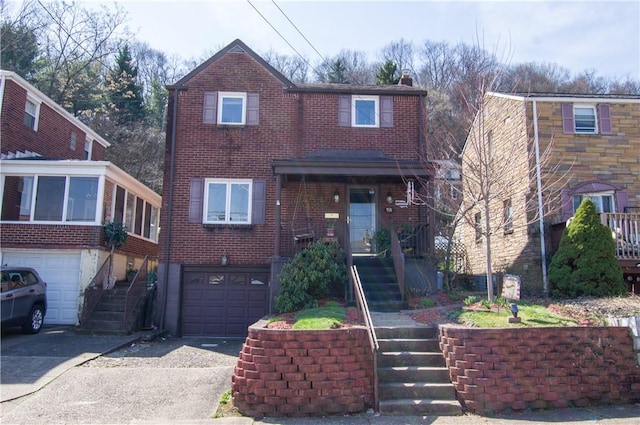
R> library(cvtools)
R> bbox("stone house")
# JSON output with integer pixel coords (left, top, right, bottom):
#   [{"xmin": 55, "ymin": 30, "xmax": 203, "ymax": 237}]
[
  {"xmin": 158, "ymin": 39, "xmax": 436, "ymax": 337},
  {"xmin": 458, "ymin": 91, "xmax": 640, "ymax": 295}
]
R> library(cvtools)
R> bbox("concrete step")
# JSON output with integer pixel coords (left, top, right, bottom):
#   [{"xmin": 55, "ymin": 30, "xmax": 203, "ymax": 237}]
[
  {"xmin": 378, "ymin": 366, "xmax": 451, "ymax": 383},
  {"xmin": 375, "ymin": 326, "xmax": 438, "ymax": 339},
  {"xmin": 378, "ymin": 398, "xmax": 462, "ymax": 416},
  {"xmin": 379, "ymin": 382, "xmax": 456, "ymax": 400},
  {"xmin": 377, "ymin": 351, "xmax": 445, "ymax": 367},
  {"xmin": 378, "ymin": 338, "xmax": 440, "ymax": 352}
]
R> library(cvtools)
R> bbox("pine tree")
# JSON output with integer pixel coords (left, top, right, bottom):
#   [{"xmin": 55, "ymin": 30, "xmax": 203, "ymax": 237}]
[
  {"xmin": 548, "ymin": 199, "xmax": 626, "ymax": 297},
  {"xmin": 107, "ymin": 45, "xmax": 145, "ymax": 124},
  {"xmin": 327, "ymin": 59, "xmax": 349, "ymax": 84},
  {"xmin": 375, "ymin": 60, "xmax": 399, "ymax": 85}
]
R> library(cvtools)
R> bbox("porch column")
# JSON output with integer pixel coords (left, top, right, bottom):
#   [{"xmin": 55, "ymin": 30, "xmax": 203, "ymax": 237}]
[{"xmin": 275, "ymin": 174, "xmax": 282, "ymax": 257}]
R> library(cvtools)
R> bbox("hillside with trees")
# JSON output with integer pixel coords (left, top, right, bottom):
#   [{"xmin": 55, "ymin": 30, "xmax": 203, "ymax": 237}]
[{"xmin": 2, "ymin": 0, "xmax": 638, "ymax": 195}]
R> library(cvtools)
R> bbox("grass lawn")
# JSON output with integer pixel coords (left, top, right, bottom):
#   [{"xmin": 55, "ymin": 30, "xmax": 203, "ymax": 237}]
[{"xmin": 453, "ymin": 301, "xmax": 581, "ymax": 327}]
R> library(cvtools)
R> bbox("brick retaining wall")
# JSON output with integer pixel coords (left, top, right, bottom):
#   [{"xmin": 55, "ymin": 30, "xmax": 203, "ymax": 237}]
[
  {"xmin": 439, "ymin": 325, "xmax": 640, "ymax": 414},
  {"xmin": 232, "ymin": 321, "xmax": 374, "ymax": 417}
]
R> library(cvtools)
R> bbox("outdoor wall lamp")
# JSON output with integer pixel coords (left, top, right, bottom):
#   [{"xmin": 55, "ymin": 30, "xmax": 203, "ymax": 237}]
[
  {"xmin": 221, "ymin": 251, "xmax": 228, "ymax": 266},
  {"xmin": 386, "ymin": 192, "xmax": 393, "ymax": 204},
  {"xmin": 333, "ymin": 190, "xmax": 340, "ymax": 204}
]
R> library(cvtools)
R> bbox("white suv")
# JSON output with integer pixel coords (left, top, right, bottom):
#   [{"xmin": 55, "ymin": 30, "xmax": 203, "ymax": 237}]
[{"xmin": 1, "ymin": 267, "xmax": 47, "ymax": 334}]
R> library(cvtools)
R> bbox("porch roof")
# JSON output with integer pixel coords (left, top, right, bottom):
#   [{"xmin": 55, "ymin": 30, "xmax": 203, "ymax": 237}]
[{"xmin": 272, "ymin": 150, "xmax": 432, "ymax": 182}]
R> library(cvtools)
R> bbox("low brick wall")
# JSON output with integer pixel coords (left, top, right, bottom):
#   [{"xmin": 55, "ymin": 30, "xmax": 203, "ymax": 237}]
[
  {"xmin": 439, "ymin": 325, "xmax": 640, "ymax": 414},
  {"xmin": 232, "ymin": 320, "xmax": 374, "ymax": 417}
]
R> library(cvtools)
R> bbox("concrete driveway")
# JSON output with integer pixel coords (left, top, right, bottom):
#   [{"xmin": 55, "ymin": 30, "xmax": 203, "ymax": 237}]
[{"xmin": 1, "ymin": 325, "xmax": 640, "ymax": 425}]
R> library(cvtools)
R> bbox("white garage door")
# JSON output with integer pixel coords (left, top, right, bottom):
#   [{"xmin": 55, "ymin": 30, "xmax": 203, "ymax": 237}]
[{"xmin": 1, "ymin": 251, "xmax": 81, "ymax": 325}]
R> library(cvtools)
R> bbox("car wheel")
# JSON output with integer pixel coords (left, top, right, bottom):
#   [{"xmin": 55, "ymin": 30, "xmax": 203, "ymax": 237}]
[{"xmin": 22, "ymin": 305, "xmax": 44, "ymax": 334}]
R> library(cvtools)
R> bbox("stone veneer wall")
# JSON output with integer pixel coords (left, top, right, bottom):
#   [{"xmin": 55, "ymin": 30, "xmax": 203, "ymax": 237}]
[
  {"xmin": 232, "ymin": 321, "xmax": 374, "ymax": 417},
  {"xmin": 439, "ymin": 325, "xmax": 640, "ymax": 414}
]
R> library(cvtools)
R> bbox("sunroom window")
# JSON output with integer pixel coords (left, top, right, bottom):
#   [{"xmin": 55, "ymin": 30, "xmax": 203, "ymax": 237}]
[{"xmin": 204, "ymin": 179, "xmax": 252, "ymax": 224}]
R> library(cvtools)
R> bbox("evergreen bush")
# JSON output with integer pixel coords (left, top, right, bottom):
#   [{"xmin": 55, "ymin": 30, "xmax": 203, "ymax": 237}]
[
  {"xmin": 275, "ymin": 241, "xmax": 348, "ymax": 313},
  {"xmin": 548, "ymin": 199, "xmax": 626, "ymax": 298}
]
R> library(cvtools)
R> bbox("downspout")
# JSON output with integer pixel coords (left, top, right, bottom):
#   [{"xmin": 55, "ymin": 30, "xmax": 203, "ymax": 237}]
[
  {"xmin": 159, "ymin": 87, "xmax": 180, "ymax": 330},
  {"xmin": 532, "ymin": 100, "xmax": 549, "ymax": 296}
]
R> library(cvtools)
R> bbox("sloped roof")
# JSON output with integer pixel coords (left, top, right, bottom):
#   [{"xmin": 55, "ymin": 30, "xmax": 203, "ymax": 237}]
[
  {"xmin": 488, "ymin": 91, "xmax": 640, "ymax": 103},
  {"xmin": 169, "ymin": 39, "xmax": 295, "ymax": 89},
  {"xmin": 169, "ymin": 39, "xmax": 428, "ymax": 96}
]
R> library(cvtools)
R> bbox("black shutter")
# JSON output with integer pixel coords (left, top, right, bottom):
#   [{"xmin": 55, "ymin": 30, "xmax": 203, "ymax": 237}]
[
  {"xmin": 252, "ymin": 179, "xmax": 266, "ymax": 225},
  {"xmin": 188, "ymin": 178, "xmax": 204, "ymax": 223}
]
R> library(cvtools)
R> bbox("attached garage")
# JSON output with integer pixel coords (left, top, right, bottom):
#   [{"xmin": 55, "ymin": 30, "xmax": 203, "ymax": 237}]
[
  {"xmin": 1, "ymin": 250, "xmax": 81, "ymax": 325},
  {"xmin": 181, "ymin": 266, "xmax": 270, "ymax": 337}
]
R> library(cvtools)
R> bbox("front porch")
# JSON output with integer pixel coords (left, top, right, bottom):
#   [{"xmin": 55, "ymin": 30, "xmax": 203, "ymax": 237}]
[{"xmin": 601, "ymin": 212, "xmax": 640, "ymax": 293}]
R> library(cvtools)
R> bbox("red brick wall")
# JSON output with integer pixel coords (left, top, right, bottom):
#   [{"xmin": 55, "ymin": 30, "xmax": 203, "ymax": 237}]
[
  {"xmin": 1, "ymin": 79, "xmax": 105, "ymax": 160},
  {"xmin": 439, "ymin": 325, "xmax": 640, "ymax": 414},
  {"xmin": 160, "ymin": 50, "xmax": 426, "ymax": 266},
  {"xmin": 232, "ymin": 323, "xmax": 374, "ymax": 417}
]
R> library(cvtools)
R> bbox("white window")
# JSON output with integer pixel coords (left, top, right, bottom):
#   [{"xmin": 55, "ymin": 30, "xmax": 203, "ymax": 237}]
[
  {"xmin": 24, "ymin": 95, "xmax": 40, "ymax": 130},
  {"xmin": 218, "ymin": 92, "xmax": 246, "ymax": 125},
  {"xmin": 204, "ymin": 179, "xmax": 252, "ymax": 224},
  {"xmin": 573, "ymin": 192, "xmax": 614, "ymax": 214},
  {"xmin": 574, "ymin": 105, "xmax": 597, "ymax": 134},
  {"xmin": 352, "ymin": 95, "xmax": 379, "ymax": 127},
  {"xmin": 84, "ymin": 139, "xmax": 93, "ymax": 160},
  {"xmin": 503, "ymin": 198, "xmax": 513, "ymax": 234},
  {"xmin": 1, "ymin": 175, "xmax": 98, "ymax": 222},
  {"xmin": 70, "ymin": 133, "xmax": 77, "ymax": 151},
  {"xmin": 111, "ymin": 184, "xmax": 160, "ymax": 242}
]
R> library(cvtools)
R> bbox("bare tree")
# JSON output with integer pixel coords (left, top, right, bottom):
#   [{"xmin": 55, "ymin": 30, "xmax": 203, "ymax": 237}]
[
  {"xmin": 262, "ymin": 49, "xmax": 310, "ymax": 83},
  {"xmin": 379, "ymin": 38, "xmax": 416, "ymax": 81},
  {"xmin": 313, "ymin": 49, "xmax": 376, "ymax": 84},
  {"xmin": 417, "ymin": 40, "xmax": 456, "ymax": 91}
]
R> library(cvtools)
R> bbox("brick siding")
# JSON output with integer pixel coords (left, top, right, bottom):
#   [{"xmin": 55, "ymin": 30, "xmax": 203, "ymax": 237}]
[
  {"xmin": 232, "ymin": 322, "xmax": 374, "ymax": 417},
  {"xmin": 439, "ymin": 325, "xmax": 640, "ymax": 414},
  {"xmin": 1, "ymin": 78, "xmax": 105, "ymax": 160}
]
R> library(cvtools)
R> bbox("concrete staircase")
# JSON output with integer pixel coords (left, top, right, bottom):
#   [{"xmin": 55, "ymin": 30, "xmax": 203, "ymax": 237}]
[
  {"xmin": 376, "ymin": 326, "xmax": 462, "ymax": 416},
  {"xmin": 81, "ymin": 282, "xmax": 143, "ymax": 334},
  {"xmin": 353, "ymin": 256, "xmax": 408, "ymax": 312}
]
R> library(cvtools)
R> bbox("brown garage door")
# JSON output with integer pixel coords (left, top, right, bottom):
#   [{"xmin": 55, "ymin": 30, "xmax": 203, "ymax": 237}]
[{"xmin": 182, "ymin": 267, "xmax": 269, "ymax": 337}]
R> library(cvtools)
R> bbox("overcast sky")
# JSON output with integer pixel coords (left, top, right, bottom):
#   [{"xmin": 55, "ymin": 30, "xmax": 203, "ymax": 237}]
[{"xmin": 96, "ymin": 0, "xmax": 640, "ymax": 80}]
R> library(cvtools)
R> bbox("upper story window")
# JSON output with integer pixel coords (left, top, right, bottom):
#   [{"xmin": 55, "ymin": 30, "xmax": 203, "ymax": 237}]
[
  {"xmin": 1, "ymin": 175, "xmax": 98, "ymax": 223},
  {"xmin": 352, "ymin": 96, "xmax": 379, "ymax": 127},
  {"xmin": 24, "ymin": 95, "xmax": 40, "ymax": 130},
  {"xmin": 84, "ymin": 139, "xmax": 93, "ymax": 160},
  {"xmin": 503, "ymin": 198, "xmax": 513, "ymax": 234},
  {"xmin": 218, "ymin": 92, "xmax": 246, "ymax": 125},
  {"xmin": 338, "ymin": 95, "xmax": 393, "ymax": 128},
  {"xmin": 562, "ymin": 103, "xmax": 612, "ymax": 135},
  {"xmin": 474, "ymin": 212, "xmax": 482, "ymax": 242},
  {"xmin": 70, "ymin": 133, "xmax": 77, "ymax": 151},
  {"xmin": 572, "ymin": 192, "xmax": 614, "ymax": 214},
  {"xmin": 204, "ymin": 179, "xmax": 252, "ymax": 224},
  {"xmin": 202, "ymin": 91, "xmax": 259, "ymax": 126},
  {"xmin": 573, "ymin": 106, "xmax": 596, "ymax": 134}
]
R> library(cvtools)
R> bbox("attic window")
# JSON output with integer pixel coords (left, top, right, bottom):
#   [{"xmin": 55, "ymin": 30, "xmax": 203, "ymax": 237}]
[
  {"xmin": 24, "ymin": 95, "xmax": 40, "ymax": 130},
  {"xmin": 574, "ymin": 106, "xmax": 597, "ymax": 134}
]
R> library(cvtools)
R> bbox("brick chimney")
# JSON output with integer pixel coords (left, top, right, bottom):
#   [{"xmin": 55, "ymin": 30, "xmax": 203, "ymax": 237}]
[{"xmin": 398, "ymin": 69, "xmax": 413, "ymax": 87}]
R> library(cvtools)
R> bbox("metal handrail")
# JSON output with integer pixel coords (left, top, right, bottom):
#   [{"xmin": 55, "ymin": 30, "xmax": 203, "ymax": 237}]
[
  {"xmin": 350, "ymin": 264, "xmax": 379, "ymax": 412},
  {"xmin": 390, "ymin": 230, "xmax": 406, "ymax": 300},
  {"xmin": 122, "ymin": 255, "xmax": 149, "ymax": 332},
  {"xmin": 80, "ymin": 255, "xmax": 111, "ymax": 325}
]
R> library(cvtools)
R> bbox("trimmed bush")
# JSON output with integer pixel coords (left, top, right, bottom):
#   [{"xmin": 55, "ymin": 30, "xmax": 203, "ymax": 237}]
[
  {"xmin": 548, "ymin": 199, "xmax": 626, "ymax": 298},
  {"xmin": 275, "ymin": 241, "xmax": 347, "ymax": 313}
]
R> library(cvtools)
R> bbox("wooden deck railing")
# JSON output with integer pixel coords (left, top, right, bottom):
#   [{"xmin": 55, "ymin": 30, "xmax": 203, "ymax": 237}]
[{"xmin": 601, "ymin": 213, "xmax": 640, "ymax": 260}]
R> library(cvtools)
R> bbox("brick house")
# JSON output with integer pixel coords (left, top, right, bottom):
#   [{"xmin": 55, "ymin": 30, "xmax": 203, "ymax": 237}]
[
  {"xmin": 0, "ymin": 70, "xmax": 161, "ymax": 326},
  {"xmin": 458, "ymin": 92, "xmax": 640, "ymax": 295},
  {"xmin": 158, "ymin": 39, "xmax": 435, "ymax": 337}
]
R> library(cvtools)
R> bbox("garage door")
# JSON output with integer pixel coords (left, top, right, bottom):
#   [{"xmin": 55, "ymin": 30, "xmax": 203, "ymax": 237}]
[
  {"xmin": 1, "ymin": 251, "xmax": 81, "ymax": 325},
  {"xmin": 182, "ymin": 268, "xmax": 269, "ymax": 337}
]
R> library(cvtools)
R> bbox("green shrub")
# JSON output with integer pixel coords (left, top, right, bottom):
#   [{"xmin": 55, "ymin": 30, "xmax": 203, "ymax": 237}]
[
  {"xmin": 275, "ymin": 241, "xmax": 347, "ymax": 313},
  {"xmin": 548, "ymin": 199, "xmax": 626, "ymax": 298},
  {"xmin": 421, "ymin": 298, "xmax": 435, "ymax": 308},
  {"xmin": 463, "ymin": 295, "xmax": 478, "ymax": 306}
]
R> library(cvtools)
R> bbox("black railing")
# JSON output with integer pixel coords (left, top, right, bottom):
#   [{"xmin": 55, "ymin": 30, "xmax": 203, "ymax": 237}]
[
  {"xmin": 80, "ymin": 256, "xmax": 111, "ymax": 326},
  {"xmin": 122, "ymin": 255, "xmax": 150, "ymax": 332}
]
